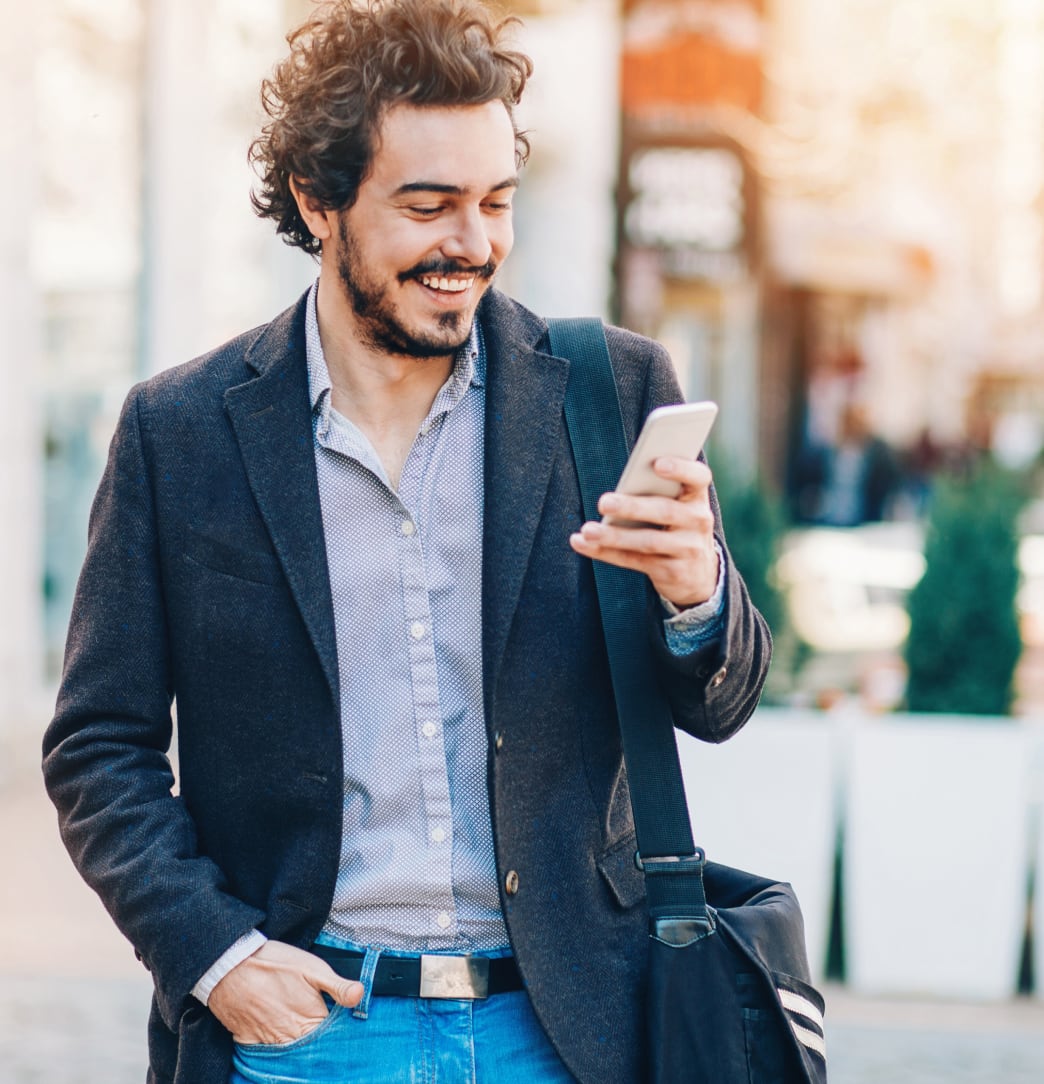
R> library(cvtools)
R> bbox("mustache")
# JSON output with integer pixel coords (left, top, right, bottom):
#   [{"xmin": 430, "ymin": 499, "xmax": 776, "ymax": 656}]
[{"xmin": 399, "ymin": 257, "xmax": 497, "ymax": 284}]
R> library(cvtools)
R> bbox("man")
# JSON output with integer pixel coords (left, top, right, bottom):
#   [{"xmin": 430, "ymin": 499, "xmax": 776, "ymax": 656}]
[{"xmin": 42, "ymin": 2, "xmax": 771, "ymax": 1082}]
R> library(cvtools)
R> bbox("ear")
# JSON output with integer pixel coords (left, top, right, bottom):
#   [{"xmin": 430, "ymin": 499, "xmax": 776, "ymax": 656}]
[{"xmin": 290, "ymin": 176, "xmax": 336, "ymax": 242}]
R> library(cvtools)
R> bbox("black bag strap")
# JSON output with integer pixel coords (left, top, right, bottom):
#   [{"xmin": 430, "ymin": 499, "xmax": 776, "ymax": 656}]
[{"xmin": 548, "ymin": 317, "xmax": 711, "ymax": 932}]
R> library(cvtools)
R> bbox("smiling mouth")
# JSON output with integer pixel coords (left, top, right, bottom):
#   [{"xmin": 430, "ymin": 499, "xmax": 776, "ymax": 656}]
[{"xmin": 418, "ymin": 274, "xmax": 476, "ymax": 294}]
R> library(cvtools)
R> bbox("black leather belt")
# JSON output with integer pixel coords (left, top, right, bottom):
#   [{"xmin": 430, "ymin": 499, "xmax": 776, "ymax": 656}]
[{"xmin": 311, "ymin": 944, "xmax": 523, "ymax": 1000}]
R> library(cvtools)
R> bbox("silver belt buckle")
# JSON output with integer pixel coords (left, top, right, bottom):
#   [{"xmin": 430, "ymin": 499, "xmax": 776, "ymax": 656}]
[{"xmin": 418, "ymin": 954, "xmax": 490, "ymax": 999}]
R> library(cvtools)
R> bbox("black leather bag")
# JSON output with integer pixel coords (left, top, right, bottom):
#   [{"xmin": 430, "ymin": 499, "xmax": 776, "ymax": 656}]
[{"xmin": 550, "ymin": 318, "xmax": 827, "ymax": 1084}]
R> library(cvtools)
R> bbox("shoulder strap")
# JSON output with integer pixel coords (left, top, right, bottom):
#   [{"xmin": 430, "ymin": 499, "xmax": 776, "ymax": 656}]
[{"xmin": 548, "ymin": 317, "xmax": 711, "ymax": 935}]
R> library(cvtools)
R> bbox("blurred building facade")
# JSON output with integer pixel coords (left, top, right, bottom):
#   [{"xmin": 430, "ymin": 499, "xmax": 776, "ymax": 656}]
[
  {"xmin": 609, "ymin": 0, "xmax": 1044, "ymax": 515},
  {"xmin": 613, "ymin": 0, "xmax": 766, "ymax": 480},
  {"xmin": 1, "ymin": 7, "xmax": 45, "ymax": 738},
  {"xmin": 7, "ymin": 0, "xmax": 321, "ymax": 732},
  {"xmin": 5, "ymin": 0, "xmax": 1044, "ymax": 735},
  {"xmin": 761, "ymin": 0, "xmax": 1044, "ymax": 520}
]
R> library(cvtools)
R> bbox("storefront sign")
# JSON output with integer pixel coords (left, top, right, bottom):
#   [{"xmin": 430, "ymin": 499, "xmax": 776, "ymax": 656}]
[
  {"xmin": 617, "ymin": 1, "xmax": 764, "ymax": 286},
  {"xmin": 622, "ymin": 0, "xmax": 764, "ymax": 118},
  {"xmin": 625, "ymin": 146, "xmax": 745, "ymax": 250}
]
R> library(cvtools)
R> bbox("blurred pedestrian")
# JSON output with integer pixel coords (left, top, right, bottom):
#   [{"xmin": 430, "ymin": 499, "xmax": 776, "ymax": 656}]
[{"xmin": 818, "ymin": 402, "xmax": 900, "ymax": 526}]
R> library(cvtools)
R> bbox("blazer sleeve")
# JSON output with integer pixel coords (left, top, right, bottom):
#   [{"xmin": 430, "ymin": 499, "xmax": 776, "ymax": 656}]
[
  {"xmin": 41, "ymin": 385, "xmax": 265, "ymax": 1030},
  {"xmin": 606, "ymin": 328, "xmax": 773, "ymax": 744}
]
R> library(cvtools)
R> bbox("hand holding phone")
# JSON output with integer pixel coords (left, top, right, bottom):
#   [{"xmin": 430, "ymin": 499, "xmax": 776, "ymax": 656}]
[{"xmin": 603, "ymin": 401, "xmax": 718, "ymax": 526}]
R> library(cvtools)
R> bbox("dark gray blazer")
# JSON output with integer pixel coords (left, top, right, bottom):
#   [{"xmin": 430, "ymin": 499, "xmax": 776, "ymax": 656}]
[{"xmin": 43, "ymin": 289, "xmax": 770, "ymax": 1084}]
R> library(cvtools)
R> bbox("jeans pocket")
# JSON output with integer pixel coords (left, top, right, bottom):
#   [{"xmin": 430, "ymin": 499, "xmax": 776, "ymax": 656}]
[{"xmin": 233, "ymin": 1001, "xmax": 344, "ymax": 1057}]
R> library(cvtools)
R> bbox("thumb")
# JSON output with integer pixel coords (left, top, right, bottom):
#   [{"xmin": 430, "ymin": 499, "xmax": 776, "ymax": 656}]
[{"xmin": 313, "ymin": 963, "xmax": 364, "ymax": 1008}]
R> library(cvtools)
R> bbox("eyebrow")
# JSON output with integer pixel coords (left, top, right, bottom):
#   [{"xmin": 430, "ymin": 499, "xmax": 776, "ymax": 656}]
[{"xmin": 392, "ymin": 176, "xmax": 520, "ymax": 198}]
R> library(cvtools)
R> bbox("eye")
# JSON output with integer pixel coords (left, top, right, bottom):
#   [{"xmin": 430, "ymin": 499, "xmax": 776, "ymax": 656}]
[{"xmin": 408, "ymin": 205, "xmax": 444, "ymax": 218}]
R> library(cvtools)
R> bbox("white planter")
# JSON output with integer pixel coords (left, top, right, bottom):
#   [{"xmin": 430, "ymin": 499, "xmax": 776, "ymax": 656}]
[
  {"xmin": 676, "ymin": 709, "xmax": 838, "ymax": 981},
  {"xmin": 844, "ymin": 715, "xmax": 1031, "ymax": 1000},
  {"xmin": 1029, "ymin": 728, "xmax": 1044, "ymax": 1003}
]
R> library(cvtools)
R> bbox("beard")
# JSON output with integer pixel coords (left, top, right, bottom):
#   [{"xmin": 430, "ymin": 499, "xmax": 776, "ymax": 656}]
[{"xmin": 335, "ymin": 215, "xmax": 496, "ymax": 359}]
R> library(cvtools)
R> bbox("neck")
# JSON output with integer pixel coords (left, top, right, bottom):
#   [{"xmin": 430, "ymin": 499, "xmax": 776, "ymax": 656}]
[
  {"xmin": 314, "ymin": 275, "xmax": 456, "ymax": 431},
  {"xmin": 313, "ymin": 276, "xmax": 464, "ymax": 490}
]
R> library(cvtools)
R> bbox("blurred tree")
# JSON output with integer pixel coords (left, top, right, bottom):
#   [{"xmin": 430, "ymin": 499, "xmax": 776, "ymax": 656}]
[
  {"xmin": 713, "ymin": 467, "xmax": 786, "ymax": 640},
  {"xmin": 904, "ymin": 465, "xmax": 1024, "ymax": 715}
]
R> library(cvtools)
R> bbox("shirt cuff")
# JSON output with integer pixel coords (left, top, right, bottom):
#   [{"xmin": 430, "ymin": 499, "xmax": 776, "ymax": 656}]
[
  {"xmin": 661, "ymin": 541, "xmax": 727, "ymax": 656},
  {"xmin": 191, "ymin": 930, "xmax": 268, "ymax": 1006}
]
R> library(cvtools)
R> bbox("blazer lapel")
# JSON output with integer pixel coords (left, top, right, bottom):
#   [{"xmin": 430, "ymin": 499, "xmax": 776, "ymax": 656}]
[
  {"xmin": 223, "ymin": 296, "xmax": 340, "ymax": 703},
  {"xmin": 481, "ymin": 291, "xmax": 571, "ymax": 704}
]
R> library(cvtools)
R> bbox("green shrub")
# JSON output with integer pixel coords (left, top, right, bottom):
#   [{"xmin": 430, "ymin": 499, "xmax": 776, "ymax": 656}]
[
  {"xmin": 904, "ymin": 465, "xmax": 1024, "ymax": 715},
  {"xmin": 714, "ymin": 469, "xmax": 786, "ymax": 640}
]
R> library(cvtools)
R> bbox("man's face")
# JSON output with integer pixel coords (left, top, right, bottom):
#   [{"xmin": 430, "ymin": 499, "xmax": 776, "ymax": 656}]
[{"xmin": 330, "ymin": 101, "xmax": 518, "ymax": 359}]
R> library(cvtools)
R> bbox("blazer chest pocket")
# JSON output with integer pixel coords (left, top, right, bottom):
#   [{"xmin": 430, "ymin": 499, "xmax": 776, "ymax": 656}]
[{"xmin": 181, "ymin": 527, "xmax": 284, "ymax": 586}]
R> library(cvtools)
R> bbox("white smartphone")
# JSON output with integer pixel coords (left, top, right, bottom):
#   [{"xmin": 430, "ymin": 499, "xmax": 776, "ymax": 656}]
[{"xmin": 604, "ymin": 401, "xmax": 718, "ymax": 526}]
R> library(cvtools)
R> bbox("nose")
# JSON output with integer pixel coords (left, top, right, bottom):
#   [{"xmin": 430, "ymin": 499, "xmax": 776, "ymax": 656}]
[{"xmin": 441, "ymin": 205, "xmax": 493, "ymax": 268}]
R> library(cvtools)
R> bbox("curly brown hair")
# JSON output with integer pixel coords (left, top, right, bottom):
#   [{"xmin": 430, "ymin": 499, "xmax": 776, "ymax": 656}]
[{"xmin": 249, "ymin": 0, "xmax": 533, "ymax": 254}]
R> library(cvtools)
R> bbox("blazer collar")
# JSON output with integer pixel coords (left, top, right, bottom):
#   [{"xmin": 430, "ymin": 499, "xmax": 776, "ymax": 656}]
[{"xmin": 243, "ymin": 292, "xmax": 310, "ymax": 377}]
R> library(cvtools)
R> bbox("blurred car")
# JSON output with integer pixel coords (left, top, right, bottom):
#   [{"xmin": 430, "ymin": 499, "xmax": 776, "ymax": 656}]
[{"xmin": 775, "ymin": 522, "xmax": 926, "ymax": 654}]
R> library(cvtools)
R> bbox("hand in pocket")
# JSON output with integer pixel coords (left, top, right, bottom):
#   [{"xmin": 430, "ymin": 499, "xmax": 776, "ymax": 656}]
[{"xmin": 209, "ymin": 940, "xmax": 363, "ymax": 1045}]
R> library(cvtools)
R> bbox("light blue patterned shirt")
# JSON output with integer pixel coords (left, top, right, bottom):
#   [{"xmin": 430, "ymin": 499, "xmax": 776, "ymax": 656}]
[
  {"xmin": 191, "ymin": 282, "xmax": 725, "ymax": 1000},
  {"xmin": 308, "ymin": 290, "xmax": 507, "ymax": 953}
]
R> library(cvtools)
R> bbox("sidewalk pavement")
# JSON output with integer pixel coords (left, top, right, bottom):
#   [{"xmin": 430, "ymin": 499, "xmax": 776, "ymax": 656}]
[
  {"xmin": 824, "ymin": 985, "xmax": 1044, "ymax": 1084},
  {"xmin": 6, "ymin": 726, "xmax": 1044, "ymax": 1083}
]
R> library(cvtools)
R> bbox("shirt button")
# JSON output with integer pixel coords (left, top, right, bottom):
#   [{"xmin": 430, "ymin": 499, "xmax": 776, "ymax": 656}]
[
  {"xmin": 505, "ymin": 870, "xmax": 520, "ymax": 895},
  {"xmin": 494, "ymin": 731, "xmax": 504, "ymax": 753},
  {"xmin": 431, "ymin": 827, "xmax": 446, "ymax": 844},
  {"xmin": 436, "ymin": 912, "xmax": 452, "ymax": 929},
  {"xmin": 401, "ymin": 519, "xmax": 416, "ymax": 537},
  {"xmin": 422, "ymin": 721, "xmax": 437, "ymax": 739},
  {"xmin": 410, "ymin": 621, "xmax": 426, "ymax": 640}
]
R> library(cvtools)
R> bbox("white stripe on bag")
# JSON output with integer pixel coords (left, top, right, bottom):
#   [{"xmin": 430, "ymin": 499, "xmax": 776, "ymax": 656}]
[
  {"xmin": 778, "ymin": 988, "xmax": 825, "ymax": 1032},
  {"xmin": 790, "ymin": 1020, "xmax": 827, "ymax": 1059}
]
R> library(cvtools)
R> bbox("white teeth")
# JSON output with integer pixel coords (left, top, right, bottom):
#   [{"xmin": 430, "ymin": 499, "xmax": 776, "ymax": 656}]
[{"xmin": 420, "ymin": 275, "xmax": 473, "ymax": 293}]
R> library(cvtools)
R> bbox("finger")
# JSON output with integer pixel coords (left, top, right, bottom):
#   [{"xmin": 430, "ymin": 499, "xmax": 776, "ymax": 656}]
[
  {"xmin": 571, "ymin": 534, "xmax": 718, "ymax": 605},
  {"xmin": 597, "ymin": 492, "xmax": 713, "ymax": 531},
  {"xmin": 311, "ymin": 962, "xmax": 364, "ymax": 1008},
  {"xmin": 570, "ymin": 533, "xmax": 682, "ymax": 578},
  {"xmin": 569, "ymin": 536, "xmax": 672, "ymax": 578},
  {"xmin": 652, "ymin": 456, "xmax": 712, "ymax": 493},
  {"xmin": 577, "ymin": 520, "xmax": 711, "ymax": 556},
  {"xmin": 577, "ymin": 522, "xmax": 671, "ymax": 555}
]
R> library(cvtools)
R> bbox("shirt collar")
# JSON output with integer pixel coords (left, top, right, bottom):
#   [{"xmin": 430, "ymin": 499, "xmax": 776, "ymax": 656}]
[{"xmin": 304, "ymin": 278, "xmax": 485, "ymax": 426}]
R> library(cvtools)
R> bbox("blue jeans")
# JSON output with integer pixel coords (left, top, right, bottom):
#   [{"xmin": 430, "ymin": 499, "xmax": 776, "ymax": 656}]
[{"xmin": 230, "ymin": 939, "xmax": 576, "ymax": 1084}]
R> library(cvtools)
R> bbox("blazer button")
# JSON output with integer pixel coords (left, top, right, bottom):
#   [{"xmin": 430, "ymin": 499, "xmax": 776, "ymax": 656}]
[
  {"xmin": 505, "ymin": 870, "xmax": 520, "ymax": 895},
  {"xmin": 710, "ymin": 666, "xmax": 728, "ymax": 688}
]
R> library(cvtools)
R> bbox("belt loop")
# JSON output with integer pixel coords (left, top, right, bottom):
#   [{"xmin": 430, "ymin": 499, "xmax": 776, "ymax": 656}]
[{"xmin": 351, "ymin": 946, "xmax": 383, "ymax": 1020}]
